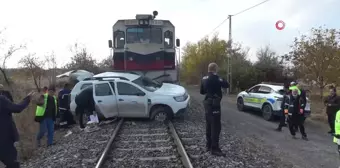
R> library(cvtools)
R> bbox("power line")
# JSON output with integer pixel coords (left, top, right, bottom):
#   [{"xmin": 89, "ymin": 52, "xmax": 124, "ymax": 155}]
[
  {"xmin": 233, "ymin": 0, "xmax": 271, "ymax": 16},
  {"xmin": 207, "ymin": 0, "xmax": 271, "ymax": 36}
]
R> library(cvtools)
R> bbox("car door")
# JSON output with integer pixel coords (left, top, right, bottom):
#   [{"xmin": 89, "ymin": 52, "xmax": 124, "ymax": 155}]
[
  {"xmin": 256, "ymin": 86, "xmax": 273, "ymax": 108},
  {"xmin": 92, "ymin": 81, "xmax": 118, "ymax": 118},
  {"xmin": 243, "ymin": 85, "xmax": 261, "ymax": 107},
  {"xmin": 115, "ymin": 81, "xmax": 148, "ymax": 118}
]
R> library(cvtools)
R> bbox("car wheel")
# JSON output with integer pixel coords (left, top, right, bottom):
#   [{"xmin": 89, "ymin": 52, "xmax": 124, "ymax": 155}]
[
  {"xmin": 262, "ymin": 104, "xmax": 274, "ymax": 121},
  {"xmin": 151, "ymin": 106, "xmax": 171, "ymax": 122},
  {"xmin": 237, "ymin": 97, "xmax": 245, "ymax": 111}
]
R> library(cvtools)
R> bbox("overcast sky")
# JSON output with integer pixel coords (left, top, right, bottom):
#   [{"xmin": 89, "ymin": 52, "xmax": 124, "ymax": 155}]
[{"xmin": 0, "ymin": 0, "xmax": 338, "ymax": 68}]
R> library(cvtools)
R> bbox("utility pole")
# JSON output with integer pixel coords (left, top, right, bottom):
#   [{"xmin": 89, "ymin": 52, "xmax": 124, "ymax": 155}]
[{"xmin": 227, "ymin": 15, "xmax": 232, "ymax": 94}]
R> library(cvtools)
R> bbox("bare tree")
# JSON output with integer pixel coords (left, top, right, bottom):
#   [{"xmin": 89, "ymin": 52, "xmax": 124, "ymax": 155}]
[
  {"xmin": 0, "ymin": 29, "xmax": 26, "ymax": 87},
  {"xmin": 65, "ymin": 42, "xmax": 100, "ymax": 73},
  {"xmin": 45, "ymin": 51, "xmax": 57, "ymax": 85},
  {"xmin": 19, "ymin": 53, "xmax": 45, "ymax": 91}
]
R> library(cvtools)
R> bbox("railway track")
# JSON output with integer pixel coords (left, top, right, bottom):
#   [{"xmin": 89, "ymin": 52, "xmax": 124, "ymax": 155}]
[{"xmin": 95, "ymin": 119, "xmax": 193, "ymax": 168}]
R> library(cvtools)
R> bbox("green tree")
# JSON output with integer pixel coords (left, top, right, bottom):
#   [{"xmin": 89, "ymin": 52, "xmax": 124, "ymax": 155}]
[
  {"xmin": 180, "ymin": 34, "xmax": 228, "ymax": 84},
  {"xmin": 254, "ymin": 46, "xmax": 285, "ymax": 83},
  {"xmin": 289, "ymin": 27, "xmax": 340, "ymax": 98}
]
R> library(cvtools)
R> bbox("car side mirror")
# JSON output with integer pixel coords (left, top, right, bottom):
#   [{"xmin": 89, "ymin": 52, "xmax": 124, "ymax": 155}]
[
  {"xmin": 176, "ymin": 39, "xmax": 180, "ymax": 47},
  {"xmin": 245, "ymin": 89, "xmax": 250, "ymax": 93},
  {"xmin": 108, "ymin": 40, "xmax": 113, "ymax": 48}
]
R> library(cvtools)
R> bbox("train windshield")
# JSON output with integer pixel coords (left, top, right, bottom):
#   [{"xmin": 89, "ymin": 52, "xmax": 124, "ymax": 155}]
[
  {"xmin": 132, "ymin": 76, "xmax": 162, "ymax": 92},
  {"xmin": 126, "ymin": 27, "xmax": 162, "ymax": 44}
]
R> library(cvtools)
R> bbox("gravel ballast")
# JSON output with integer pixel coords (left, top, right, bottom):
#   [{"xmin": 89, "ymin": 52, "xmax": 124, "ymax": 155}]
[
  {"xmin": 172, "ymin": 98, "xmax": 294, "ymax": 168},
  {"xmin": 20, "ymin": 96, "xmax": 293, "ymax": 168},
  {"xmin": 21, "ymin": 120, "xmax": 117, "ymax": 168}
]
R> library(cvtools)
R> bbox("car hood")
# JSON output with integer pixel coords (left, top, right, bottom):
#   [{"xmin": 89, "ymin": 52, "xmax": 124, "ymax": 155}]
[{"xmin": 154, "ymin": 83, "xmax": 186, "ymax": 96}]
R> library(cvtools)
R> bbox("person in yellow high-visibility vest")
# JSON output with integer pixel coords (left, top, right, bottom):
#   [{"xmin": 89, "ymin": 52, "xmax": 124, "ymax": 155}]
[
  {"xmin": 35, "ymin": 86, "xmax": 57, "ymax": 147},
  {"xmin": 333, "ymin": 109, "xmax": 340, "ymax": 155}
]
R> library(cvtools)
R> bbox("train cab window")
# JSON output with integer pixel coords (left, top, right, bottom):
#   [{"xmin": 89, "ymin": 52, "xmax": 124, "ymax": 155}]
[
  {"xmin": 164, "ymin": 30, "xmax": 173, "ymax": 48},
  {"xmin": 114, "ymin": 31, "xmax": 125, "ymax": 49}
]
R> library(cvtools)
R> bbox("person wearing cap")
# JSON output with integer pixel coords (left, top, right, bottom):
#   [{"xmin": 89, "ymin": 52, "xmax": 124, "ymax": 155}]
[
  {"xmin": 200, "ymin": 62, "xmax": 229, "ymax": 157},
  {"xmin": 0, "ymin": 84, "xmax": 13, "ymax": 102},
  {"xmin": 289, "ymin": 81, "xmax": 307, "ymax": 131},
  {"xmin": 287, "ymin": 87, "xmax": 308, "ymax": 140},
  {"xmin": 35, "ymin": 86, "xmax": 58, "ymax": 147},
  {"xmin": 0, "ymin": 91, "xmax": 35, "ymax": 168}
]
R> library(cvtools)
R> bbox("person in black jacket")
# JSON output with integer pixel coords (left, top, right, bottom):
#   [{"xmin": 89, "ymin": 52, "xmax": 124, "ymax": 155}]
[
  {"xmin": 200, "ymin": 62, "xmax": 229, "ymax": 157},
  {"xmin": 0, "ymin": 84, "xmax": 13, "ymax": 102},
  {"xmin": 58, "ymin": 83, "xmax": 75, "ymax": 128},
  {"xmin": 324, "ymin": 86, "xmax": 340, "ymax": 134},
  {"xmin": 287, "ymin": 88, "xmax": 308, "ymax": 140},
  {"xmin": 75, "ymin": 86, "xmax": 95, "ymax": 129},
  {"xmin": 276, "ymin": 84, "xmax": 290, "ymax": 131},
  {"xmin": 0, "ymin": 91, "xmax": 35, "ymax": 168}
]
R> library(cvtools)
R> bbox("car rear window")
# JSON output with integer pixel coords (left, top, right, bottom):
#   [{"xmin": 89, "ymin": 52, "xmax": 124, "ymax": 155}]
[{"xmin": 80, "ymin": 83, "xmax": 93, "ymax": 90}]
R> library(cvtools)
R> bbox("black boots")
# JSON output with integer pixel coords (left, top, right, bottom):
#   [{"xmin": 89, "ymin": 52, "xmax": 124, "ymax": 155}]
[{"xmin": 211, "ymin": 148, "xmax": 226, "ymax": 157}]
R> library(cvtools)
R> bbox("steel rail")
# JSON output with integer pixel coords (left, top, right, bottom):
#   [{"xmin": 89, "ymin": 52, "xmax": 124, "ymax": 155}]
[
  {"xmin": 168, "ymin": 121, "xmax": 193, "ymax": 168},
  {"xmin": 95, "ymin": 118, "xmax": 124, "ymax": 168}
]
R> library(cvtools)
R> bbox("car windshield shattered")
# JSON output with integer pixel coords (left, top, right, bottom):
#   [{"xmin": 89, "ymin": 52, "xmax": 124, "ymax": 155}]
[{"xmin": 132, "ymin": 76, "xmax": 162, "ymax": 92}]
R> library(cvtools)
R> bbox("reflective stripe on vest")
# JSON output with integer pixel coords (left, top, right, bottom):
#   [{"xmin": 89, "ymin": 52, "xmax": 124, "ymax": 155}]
[
  {"xmin": 333, "ymin": 110, "xmax": 340, "ymax": 143},
  {"xmin": 35, "ymin": 93, "xmax": 57, "ymax": 117}
]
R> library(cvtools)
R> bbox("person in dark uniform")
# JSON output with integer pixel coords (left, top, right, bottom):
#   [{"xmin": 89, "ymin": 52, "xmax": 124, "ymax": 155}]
[
  {"xmin": 200, "ymin": 62, "xmax": 229, "ymax": 157},
  {"xmin": 0, "ymin": 91, "xmax": 35, "ymax": 168},
  {"xmin": 324, "ymin": 86, "xmax": 340, "ymax": 134},
  {"xmin": 58, "ymin": 83, "xmax": 76, "ymax": 128},
  {"xmin": 276, "ymin": 84, "xmax": 290, "ymax": 131},
  {"xmin": 75, "ymin": 86, "xmax": 95, "ymax": 129},
  {"xmin": 287, "ymin": 88, "xmax": 308, "ymax": 141},
  {"xmin": 0, "ymin": 84, "xmax": 13, "ymax": 102}
]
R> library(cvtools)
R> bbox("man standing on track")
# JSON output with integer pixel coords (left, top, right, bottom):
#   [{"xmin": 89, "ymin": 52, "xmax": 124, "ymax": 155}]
[{"xmin": 200, "ymin": 62, "xmax": 229, "ymax": 157}]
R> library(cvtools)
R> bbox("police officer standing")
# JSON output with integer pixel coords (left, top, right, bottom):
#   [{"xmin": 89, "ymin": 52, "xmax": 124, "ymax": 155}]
[
  {"xmin": 287, "ymin": 88, "xmax": 308, "ymax": 140},
  {"xmin": 200, "ymin": 63, "xmax": 229, "ymax": 156}
]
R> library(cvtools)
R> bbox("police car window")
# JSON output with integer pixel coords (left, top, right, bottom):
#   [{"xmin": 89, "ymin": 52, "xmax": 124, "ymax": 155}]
[
  {"xmin": 249, "ymin": 86, "xmax": 260, "ymax": 93},
  {"xmin": 258, "ymin": 86, "xmax": 272, "ymax": 94},
  {"xmin": 117, "ymin": 82, "xmax": 144, "ymax": 95},
  {"xmin": 80, "ymin": 83, "xmax": 92, "ymax": 90},
  {"xmin": 95, "ymin": 83, "xmax": 113, "ymax": 96}
]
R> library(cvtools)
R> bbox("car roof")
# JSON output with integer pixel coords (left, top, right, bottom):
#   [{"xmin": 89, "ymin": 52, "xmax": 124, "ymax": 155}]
[
  {"xmin": 93, "ymin": 72, "xmax": 140, "ymax": 81},
  {"xmin": 257, "ymin": 84, "xmax": 283, "ymax": 91}
]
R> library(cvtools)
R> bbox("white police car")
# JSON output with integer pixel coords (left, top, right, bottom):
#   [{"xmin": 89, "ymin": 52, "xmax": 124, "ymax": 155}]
[{"xmin": 236, "ymin": 83, "xmax": 311, "ymax": 121}]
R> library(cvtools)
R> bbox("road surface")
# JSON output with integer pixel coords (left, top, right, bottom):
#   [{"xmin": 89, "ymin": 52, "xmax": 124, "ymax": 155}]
[{"xmin": 187, "ymin": 87, "xmax": 339, "ymax": 168}]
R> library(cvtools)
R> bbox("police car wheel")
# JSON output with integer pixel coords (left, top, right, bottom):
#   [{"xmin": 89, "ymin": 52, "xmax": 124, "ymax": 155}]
[
  {"xmin": 237, "ymin": 98, "xmax": 245, "ymax": 111},
  {"xmin": 262, "ymin": 104, "xmax": 274, "ymax": 121}
]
